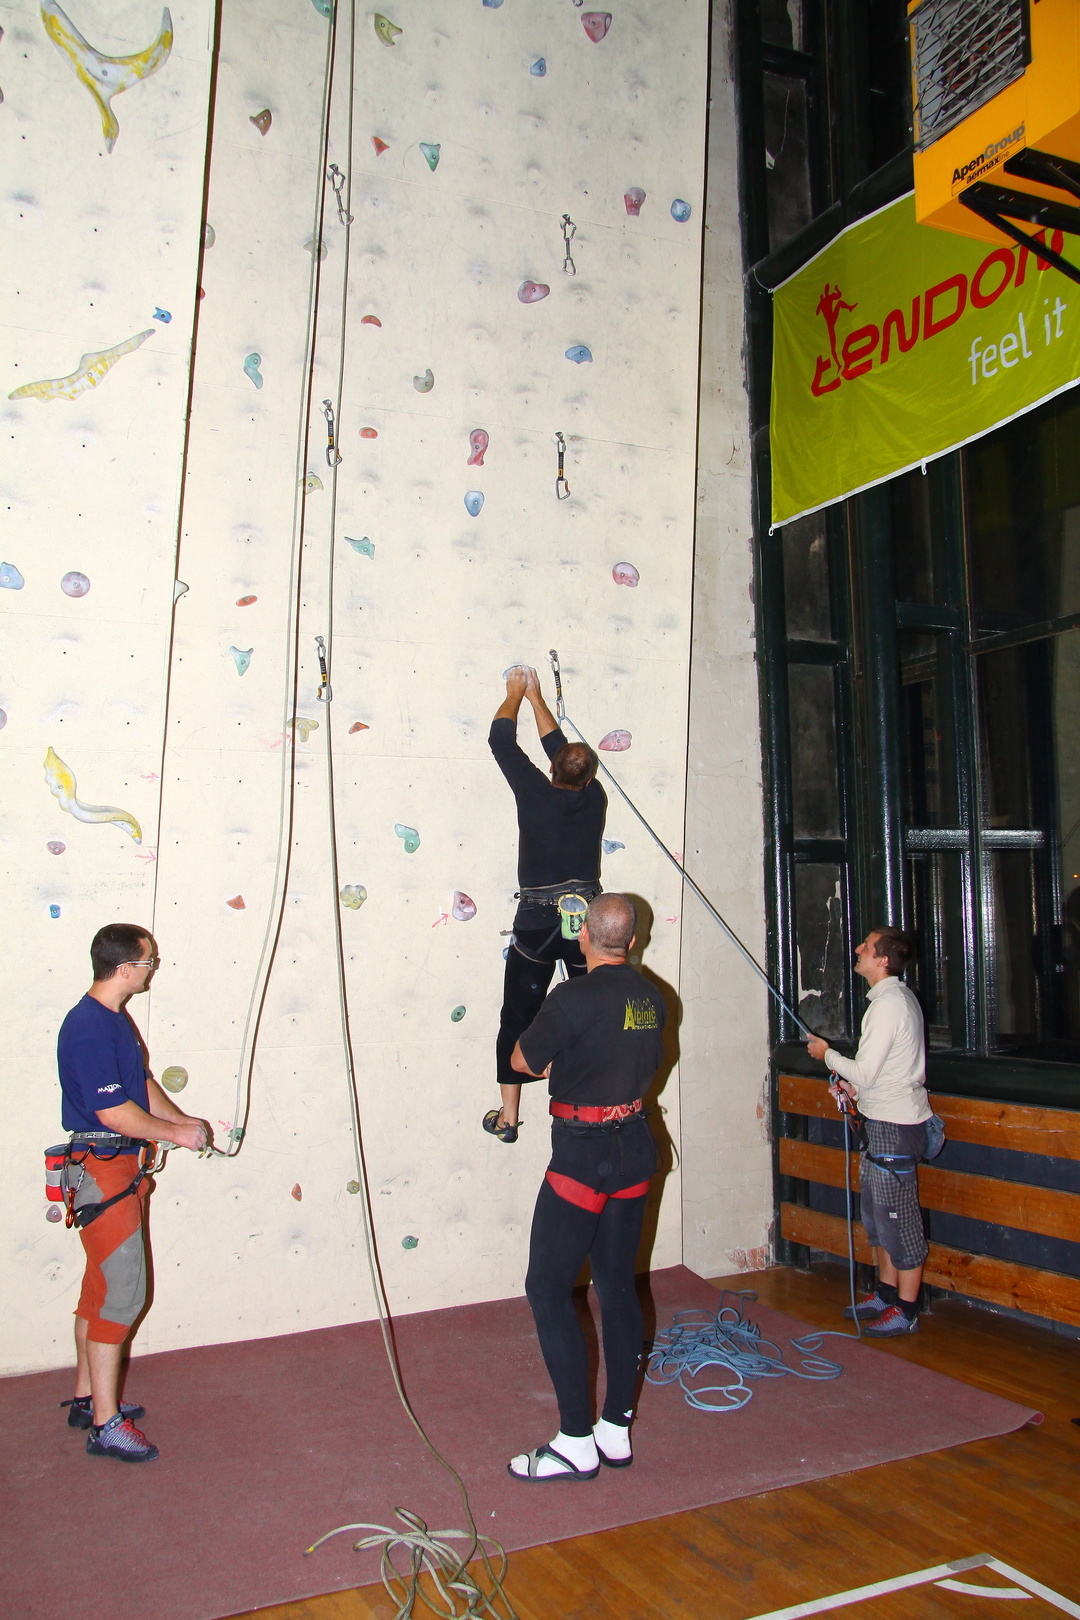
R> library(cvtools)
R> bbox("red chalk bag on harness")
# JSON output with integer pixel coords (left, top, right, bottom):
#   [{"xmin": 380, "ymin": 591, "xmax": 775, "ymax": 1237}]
[{"xmin": 44, "ymin": 1144, "xmax": 70, "ymax": 1202}]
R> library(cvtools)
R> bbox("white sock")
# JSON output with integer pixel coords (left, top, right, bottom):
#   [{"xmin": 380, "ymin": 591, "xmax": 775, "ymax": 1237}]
[
  {"xmin": 509, "ymin": 1429, "xmax": 598, "ymax": 1477},
  {"xmin": 593, "ymin": 1416, "xmax": 632, "ymax": 1460}
]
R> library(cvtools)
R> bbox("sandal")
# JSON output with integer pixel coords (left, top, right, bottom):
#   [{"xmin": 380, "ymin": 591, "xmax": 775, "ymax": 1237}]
[
  {"xmin": 596, "ymin": 1442, "xmax": 633, "ymax": 1469},
  {"xmin": 507, "ymin": 1443, "xmax": 599, "ymax": 1482},
  {"xmin": 483, "ymin": 1108, "xmax": 519, "ymax": 1144}
]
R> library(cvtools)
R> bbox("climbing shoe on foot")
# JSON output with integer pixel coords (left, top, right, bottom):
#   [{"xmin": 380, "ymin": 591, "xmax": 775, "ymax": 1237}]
[
  {"xmin": 86, "ymin": 1413, "xmax": 159, "ymax": 1462},
  {"xmin": 862, "ymin": 1304, "xmax": 919, "ymax": 1337},
  {"xmin": 483, "ymin": 1109, "xmax": 518, "ymax": 1144},
  {"xmin": 63, "ymin": 1396, "xmax": 145, "ymax": 1430},
  {"xmin": 842, "ymin": 1291, "xmax": 891, "ymax": 1322}
]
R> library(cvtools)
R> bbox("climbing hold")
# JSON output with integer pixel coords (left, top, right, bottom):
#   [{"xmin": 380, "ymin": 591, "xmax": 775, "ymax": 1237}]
[
  {"xmin": 46, "ymin": 1205, "xmax": 63, "ymax": 1223},
  {"xmin": 530, "ymin": 57, "xmax": 546, "ymax": 76},
  {"xmin": 250, "ymin": 108, "xmax": 272, "ymax": 135},
  {"xmin": 311, "ymin": 0, "xmax": 333, "ymax": 15},
  {"xmin": 452, "ymin": 891, "xmax": 477, "ymax": 921},
  {"xmin": 43, "ymin": 748, "xmax": 142, "ymax": 842},
  {"xmin": 565, "ymin": 346, "xmax": 592, "ymax": 364},
  {"xmin": 0, "ymin": 710, "xmax": 7, "ymax": 730},
  {"xmin": 467, "ymin": 429, "xmax": 488, "ymax": 467},
  {"xmin": 419, "ymin": 142, "xmax": 440, "ymax": 171},
  {"xmin": 153, "ymin": 308, "xmax": 171, "ymax": 323},
  {"xmin": 49, "ymin": 904, "xmax": 61, "ymax": 919},
  {"xmin": 346, "ymin": 1180, "xmax": 361, "ymax": 1194},
  {"xmin": 464, "ymin": 490, "xmax": 484, "ymax": 517},
  {"xmin": 360, "ymin": 426, "xmax": 378, "ymax": 439},
  {"xmin": 226, "ymin": 895, "xmax": 246, "ymax": 909},
  {"xmin": 291, "ymin": 1184, "xmax": 303, "ymax": 1201},
  {"xmin": 624, "ymin": 187, "xmax": 645, "ymax": 216},
  {"xmin": 671, "ymin": 198, "xmax": 692, "ymax": 222},
  {"xmin": 599, "ymin": 730, "xmax": 632, "ymax": 751},
  {"xmin": 301, "ymin": 472, "xmax": 323, "ymax": 492},
  {"xmin": 47, "ymin": 841, "xmax": 66, "ymax": 855},
  {"xmin": 8, "ymin": 329, "xmax": 154, "ymax": 402},
  {"xmin": 373, "ymin": 14, "xmax": 401, "ymax": 45},
  {"xmin": 340, "ymin": 884, "xmax": 368, "ymax": 909},
  {"xmin": 394, "ymin": 823, "xmax": 420, "ymax": 853},
  {"xmin": 230, "ymin": 1126, "xmax": 245, "ymax": 1143},
  {"xmin": 361, "ymin": 314, "xmax": 382, "ymax": 326},
  {"xmin": 451, "ymin": 1005, "xmax": 466, "ymax": 1022},
  {"xmin": 602, "ymin": 839, "xmax": 625, "ymax": 854},
  {"xmin": 203, "ymin": 222, "xmax": 216, "ymax": 247},
  {"xmin": 243, "ymin": 353, "xmax": 263, "ymax": 389},
  {"xmin": 288, "ymin": 716, "xmax": 319, "ymax": 742},
  {"xmin": 518, "ymin": 280, "xmax": 550, "ymax": 303},
  {"xmin": 482, "ymin": 0, "xmax": 503, "ymax": 7},
  {"xmin": 581, "ymin": 12, "xmax": 611, "ymax": 41},
  {"xmin": 236, "ymin": 595, "xmax": 257, "ymax": 606},
  {"xmin": 346, "ymin": 536, "xmax": 375, "ymax": 557},
  {"xmin": 612, "ymin": 561, "xmax": 639, "ymax": 587},
  {"xmin": 61, "ymin": 571, "xmax": 91, "ymax": 597},
  {"xmin": 229, "ymin": 646, "xmax": 252, "ymax": 676},
  {"xmin": 372, "ymin": 136, "xmax": 389, "ymax": 156},
  {"xmin": 173, "ymin": 579, "xmax": 189, "ymax": 602},
  {"xmin": 160, "ymin": 1065, "xmax": 188, "ymax": 1093},
  {"xmin": 349, "ymin": 721, "xmax": 370, "ymax": 733},
  {"xmin": 401, "ymin": 1235, "xmax": 419, "ymax": 1249},
  {"xmin": 413, "ymin": 369, "xmax": 434, "ymax": 392},
  {"xmin": 0, "ymin": 562, "xmax": 25, "ymax": 589},
  {"xmin": 303, "ymin": 234, "xmax": 327, "ymax": 260},
  {"xmin": 40, "ymin": 1, "xmax": 173, "ymax": 154}
]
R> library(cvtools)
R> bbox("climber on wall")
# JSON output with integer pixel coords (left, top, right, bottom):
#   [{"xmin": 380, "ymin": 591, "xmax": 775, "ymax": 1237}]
[{"xmin": 484, "ymin": 665, "xmax": 606, "ymax": 1143}]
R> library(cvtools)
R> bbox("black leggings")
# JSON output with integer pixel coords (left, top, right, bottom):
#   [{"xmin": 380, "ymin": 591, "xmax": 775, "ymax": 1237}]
[
  {"xmin": 525, "ymin": 1114, "xmax": 657, "ymax": 1436},
  {"xmin": 495, "ymin": 927, "xmax": 586, "ymax": 1086}
]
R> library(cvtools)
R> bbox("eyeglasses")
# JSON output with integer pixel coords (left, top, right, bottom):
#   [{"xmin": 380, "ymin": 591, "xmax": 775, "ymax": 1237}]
[{"xmin": 125, "ymin": 959, "xmax": 160, "ymax": 969}]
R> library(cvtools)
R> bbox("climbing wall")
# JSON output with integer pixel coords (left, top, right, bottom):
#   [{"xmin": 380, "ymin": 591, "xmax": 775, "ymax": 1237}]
[{"xmin": 2, "ymin": 0, "xmax": 766, "ymax": 1375}]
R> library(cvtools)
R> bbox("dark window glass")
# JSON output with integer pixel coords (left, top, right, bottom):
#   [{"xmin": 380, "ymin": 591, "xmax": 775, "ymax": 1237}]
[
  {"xmin": 899, "ymin": 630, "xmax": 959, "ymax": 827},
  {"xmin": 976, "ymin": 644, "xmax": 1045, "ymax": 831},
  {"xmin": 760, "ymin": 0, "xmax": 806, "ymax": 51},
  {"xmin": 794, "ymin": 862, "xmax": 847, "ymax": 1038},
  {"xmin": 783, "ymin": 513, "xmax": 831, "ymax": 640},
  {"xmin": 764, "ymin": 73, "xmax": 813, "ymax": 252},
  {"xmin": 867, "ymin": 0, "xmax": 913, "ymax": 171},
  {"xmin": 892, "ymin": 467, "xmax": 935, "ymax": 604},
  {"xmin": 788, "ymin": 663, "xmax": 841, "ymax": 838},
  {"xmin": 906, "ymin": 851, "xmax": 965, "ymax": 1050},
  {"xmin": 986, "ymin": 849, "xmax": 1039, "ymax": 1049},
  {"xmin": 966, "ymin": 391, "xmax": 1080, "ymax": 632}
]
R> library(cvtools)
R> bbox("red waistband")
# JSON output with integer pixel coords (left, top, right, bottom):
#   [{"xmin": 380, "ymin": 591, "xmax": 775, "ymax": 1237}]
[{"xmin": 550, "ymin": 1099, "xmax": 643, "ymax": 1123}]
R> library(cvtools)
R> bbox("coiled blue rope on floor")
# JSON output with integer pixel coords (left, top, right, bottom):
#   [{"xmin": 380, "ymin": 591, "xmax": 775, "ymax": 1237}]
[{"xmin": 645, "ymin": 1290, "xmax": 846, "ymax": 1412}]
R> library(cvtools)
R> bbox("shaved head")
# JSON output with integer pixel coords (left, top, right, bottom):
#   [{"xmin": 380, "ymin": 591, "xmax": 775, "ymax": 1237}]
[{"xmin": 584, "ymin": 893, "xmax": 636, "ymax": 955}]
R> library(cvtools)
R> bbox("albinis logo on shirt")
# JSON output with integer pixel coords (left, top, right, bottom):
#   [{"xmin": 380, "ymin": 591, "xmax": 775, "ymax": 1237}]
[{"xmin": 623, "ymin": 999, "xmax": 658, "ymax": 1031}]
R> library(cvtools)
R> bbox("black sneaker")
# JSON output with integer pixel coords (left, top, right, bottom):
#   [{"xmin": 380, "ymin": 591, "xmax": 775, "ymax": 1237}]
[
  {"xmin": 86, "ymin": 1412, "xmax": 159, "ymax": 1462},
  {"xmin": 483, "ymin": 1108, "xmax": 519, "ymax": 1144},
  {"xmin": 64, "ymin": 1396, "xmax": 146, "ymax": 1430},
  {"xmin": 842, "ymin": 1291, "xmax": 891, "ymax": 1322}
]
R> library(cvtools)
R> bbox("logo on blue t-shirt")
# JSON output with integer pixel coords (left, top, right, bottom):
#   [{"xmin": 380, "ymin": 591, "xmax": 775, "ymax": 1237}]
[{"xmin": 623, "ymin": 998, "xmax": 658, "ymax": 1031}]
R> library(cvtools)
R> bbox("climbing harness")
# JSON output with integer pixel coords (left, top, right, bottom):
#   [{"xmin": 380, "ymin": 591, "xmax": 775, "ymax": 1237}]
[
  {"xmin": 514, "ymin": 879, "xmax": 600, "ymax": 957},
  {"xmin": 327, "ymin": 162, "xmax": 353, "ymax": 226},
  {"xmin": 646, "ymin": 1290, "xmax": 845, "ymax": 1412},
  {"xmin": 555, "ymin": 431, "xmax": 570, "ymax": 499},
  {"xmin": 315, "ymin": 634, "xmax": 332, "ymax": 703},
  {"xmin": 44, "ymin": 1135, "xmax": 158, "ymax": 1229},
  {"xmin": 560, "ymin": 213, "xmax": 577, "ymax": 276},
  {"xmin": 322, "ymin": 398, "xmax": 342, "ymax": 467}
]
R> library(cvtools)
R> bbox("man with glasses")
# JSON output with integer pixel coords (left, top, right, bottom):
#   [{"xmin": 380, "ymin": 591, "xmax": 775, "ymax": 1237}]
[{"xmin": 57, "ymin": 923, "xmax": 210, "ymax": 1461}]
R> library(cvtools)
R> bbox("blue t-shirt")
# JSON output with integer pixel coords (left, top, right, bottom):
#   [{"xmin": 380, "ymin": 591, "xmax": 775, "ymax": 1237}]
[{"xmin": 57, "ymin": 994, "xmax": 149, "ymax": 1139}]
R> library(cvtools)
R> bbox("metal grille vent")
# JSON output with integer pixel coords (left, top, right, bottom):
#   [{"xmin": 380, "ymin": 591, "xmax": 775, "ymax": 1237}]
[{"xmin": 910, "ymin": 0, "xmax": 1030, "ymax": 151}]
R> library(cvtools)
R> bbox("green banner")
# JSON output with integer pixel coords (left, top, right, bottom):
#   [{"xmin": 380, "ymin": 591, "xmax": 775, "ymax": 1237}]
[{"xmin": 770, "ymin": 194, "xmax": 1080, "ymax": 526}]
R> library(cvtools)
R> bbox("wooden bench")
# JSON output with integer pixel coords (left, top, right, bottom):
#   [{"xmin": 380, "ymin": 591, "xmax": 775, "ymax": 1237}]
[{"xmin": 777, "ymin": 1073, "xmax": 1080, "ymax": 1328}]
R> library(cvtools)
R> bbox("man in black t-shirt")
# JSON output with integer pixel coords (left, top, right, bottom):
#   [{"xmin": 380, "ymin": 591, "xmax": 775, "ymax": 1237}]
[
  {"xmin": 505, "ymin": 893, "xmax": 666, "ymax": 1482},
  {"xmin": 485, "ymin": 666, "xmax": 606, "ymax": 1144}
]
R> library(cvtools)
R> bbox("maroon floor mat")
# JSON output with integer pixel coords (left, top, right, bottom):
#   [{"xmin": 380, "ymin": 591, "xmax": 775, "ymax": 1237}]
[{"xmin": 0, "ymin": 1266, "xmax": 1038, "ymax": 1620}]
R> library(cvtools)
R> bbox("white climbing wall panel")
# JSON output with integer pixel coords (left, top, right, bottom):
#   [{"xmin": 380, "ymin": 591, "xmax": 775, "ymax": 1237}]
[{"xmin": 2, "ymin": 0, "xmax": 767, "ymax": 1376}]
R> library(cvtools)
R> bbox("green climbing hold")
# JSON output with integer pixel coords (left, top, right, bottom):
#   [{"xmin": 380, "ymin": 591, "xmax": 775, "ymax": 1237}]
[
  {"xmin": 420, "ymin": 142, "xmax": 440, "ymax": 171},
  {"xmin": 347, "ymin": 1180, "xmax": 361, "ymax": 1194},
  {"xmin": 451, "ymin": 1005, "xmax": 466, "ymax": 1022},
  {"xmin": 402, "ymin": 1234, "xmax": 419, "ymax": 1249}
]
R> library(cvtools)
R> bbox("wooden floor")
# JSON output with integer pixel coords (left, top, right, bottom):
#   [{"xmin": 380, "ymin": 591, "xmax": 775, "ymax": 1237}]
[{"xmin": 228, "ymin": 1266, "xmax": 1080, "ymax": 1620}]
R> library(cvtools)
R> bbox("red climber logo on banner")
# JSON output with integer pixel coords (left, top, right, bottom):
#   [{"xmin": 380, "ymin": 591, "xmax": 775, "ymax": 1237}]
[{"xmin": 769, "ymin": 193, "xmax": 1080, "ymax": 526}]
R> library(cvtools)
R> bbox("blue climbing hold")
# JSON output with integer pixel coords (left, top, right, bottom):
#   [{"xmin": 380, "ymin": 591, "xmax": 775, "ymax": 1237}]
[
  {"xmin": 602, "ymin": 839, "xmax": 625, "ymax": 854},
  {"xmin": 464, "ymin": 490, "xmax": 484, "ymax": 517},
  {"xmin": 49, "ymin": 904, "xmax": 61, "ymax": 919},
  {"xmin": 0, "ymin": 562, "xmax": 25, "ymax": 590},
  {"xmin": 671, "ymin": 198, "xmax": 692, "ymax": 222},
  {"xmin": 243, "ymin": 353, "xmax": 264, "ymax": 389},
  {"xmin": 482, "ymin": 0, "xmax": 503, "ymax": 7},
  {"xmin": 565, "ymin": 346, "xmax": 592, "ymax": 364},
  {"xmin": 530, "ymin": 57, "xmax": 546, "ymax": 75},
  {"xmin": 347, "ymin": 536, "xmax": 375, "ymax": 557},
  {"xmin": 229, "ymin": 646, "xmax": 253, "ymax": 676},
  {"xmin": 153, "ymin": 308, "xmax": 171, "ymax": 323}
]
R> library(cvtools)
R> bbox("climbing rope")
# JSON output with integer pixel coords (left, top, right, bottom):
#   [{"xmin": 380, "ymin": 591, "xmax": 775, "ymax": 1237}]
[
  {"xmin": 308, "ymin": 1509, "xmax": 512, "ymax": 1620},
  {"xmin": 645, "ymin": 1290, "xmax": 846, "ymax": 1412}
]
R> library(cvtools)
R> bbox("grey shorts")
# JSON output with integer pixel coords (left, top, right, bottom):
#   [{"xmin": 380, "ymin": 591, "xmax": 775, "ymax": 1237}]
[{"xmin": 860, "ymin": 1119, "xmax": 928, "ymax": 1270}]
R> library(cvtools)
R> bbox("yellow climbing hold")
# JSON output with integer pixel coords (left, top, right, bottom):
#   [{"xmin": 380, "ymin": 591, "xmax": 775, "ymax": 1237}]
[{"xmin": 373, "ymin": 13, "xmax": 401, "ymax": 44}]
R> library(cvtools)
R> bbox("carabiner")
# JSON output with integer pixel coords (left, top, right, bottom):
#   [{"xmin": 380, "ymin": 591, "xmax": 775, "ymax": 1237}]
[
  {"xmin": 322, "ymin": 399, "xmax": 341, "ymax": 468},
  {"xmin": 561, "ymin": 214, "xmax": 577, "ymax": 277},
  {"xmin": 555, "ymin": 431, "xmax": 570, "ymax": 500},
  {"xmin": 548, "ymin": 648, "xmax": 565, "ymax": 722},
  {"xmin": 327, "ymin": 163, "xmax": 354, "ymax": 226},
  {"xmin": 315, "ymin": 635, "xmax": 332, "ymax": 704}
]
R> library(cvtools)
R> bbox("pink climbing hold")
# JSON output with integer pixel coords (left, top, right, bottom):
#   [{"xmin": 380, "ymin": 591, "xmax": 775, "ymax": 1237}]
[
  {"xmin": 581, "ymin": 12, "xmax": 612, "ymax": 42},
  {"xmin": 467, "ymin": 429, "xmax": 488, "ymax": 467},
  {"xmin": 624, "ymin": 188, "xmax": 646, "ymax": 216},
  {"xmin": 361, "ymin": 315, "xmax": 382, "ymax": 327},
  {"xmin": 612, "ymin": 562, "xmax": 639, "ymax": 587},
  {"xmin": 518, "ymin": 280, "xmax": 550, "ymax": 304},
  {"xmin": 372, "ymin": 136, "xmax": 389, "ymax": 155},
  {"xmin": 599, "ymin": 730, "xmax": 632, "ymax": 752},
  {"xmin": 452, "ymin": 891, "xmax": 477, "ymax": 921}
]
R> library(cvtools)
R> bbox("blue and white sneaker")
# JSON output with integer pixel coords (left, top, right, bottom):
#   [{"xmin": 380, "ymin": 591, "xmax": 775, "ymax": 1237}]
[
  {"xmin": 86, "ymin": 1412, "xmax": 159, "ymax": 1461},
  {"xmin": 64, "ymin": 1395, "xmax": 145, "ymax": 1430},
  {"xmin": 842, "ymin": 1291, "xmax": 891, "ymax": 1322},
  {"xmin": 862, "ymin": 1304, "xmax": 920, "ymax": 1337}
]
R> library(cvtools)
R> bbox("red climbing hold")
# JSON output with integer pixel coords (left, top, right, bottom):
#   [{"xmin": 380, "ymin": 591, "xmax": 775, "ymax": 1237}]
[
  {"xmin": 361, "ymin": 315, "xmax": 382, "ymax": 327},
  {"xmin": 582, "ymin": 12, "xmax": 611, "ymax": 41},
  {"xmin": 372, "ymin": 136, "xmax": 389, "ymax": 155}
]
